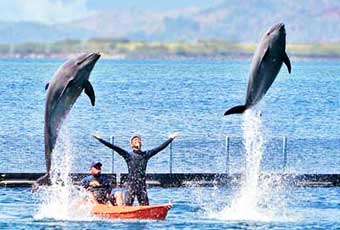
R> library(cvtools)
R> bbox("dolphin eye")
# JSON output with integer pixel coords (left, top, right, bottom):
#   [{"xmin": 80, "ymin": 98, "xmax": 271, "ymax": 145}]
[{"xmin": 76, "ymin": 58, "xmax": 86, "ymax": 66}]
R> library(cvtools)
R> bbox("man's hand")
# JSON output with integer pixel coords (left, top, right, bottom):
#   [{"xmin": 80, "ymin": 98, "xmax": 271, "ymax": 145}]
[
  {"xmin": 169, "ymin": 132, "xmax": 180, "ymax": 139},
  {"xmin": 93, "ymin": 134, "xmax": 102, "ymax": 140},
  {"xmin": 89, "ymin": 180, "xmax": 100, "ymax": 187}
]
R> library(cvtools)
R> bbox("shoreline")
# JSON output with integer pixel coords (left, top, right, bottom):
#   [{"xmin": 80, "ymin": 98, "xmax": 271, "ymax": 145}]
[
  {"xmin": 1, "ymin": 39, "xmax": 340, "ymax": 61},
  {"xmin": 1, "ymin": 52, "xmax": 340, "ymax": 61}
]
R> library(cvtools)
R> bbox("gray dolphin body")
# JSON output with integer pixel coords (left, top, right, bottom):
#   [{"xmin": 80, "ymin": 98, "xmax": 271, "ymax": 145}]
[
  {"xmin": 224, "ymin": 23, "xmax": 291, "ymax": 116},
  {"xmin": 33, "ymin": 53, "xmax": 100, "ymax": 188}
]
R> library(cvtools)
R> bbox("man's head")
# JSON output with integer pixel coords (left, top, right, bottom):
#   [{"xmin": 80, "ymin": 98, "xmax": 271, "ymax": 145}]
[
  {"xmin": 130, "ymin": 134, "xmax": 142, "ymax": 152},
  {"xmin": 89, "ymin": 161, "xmax": 102, "ymax": 176}
]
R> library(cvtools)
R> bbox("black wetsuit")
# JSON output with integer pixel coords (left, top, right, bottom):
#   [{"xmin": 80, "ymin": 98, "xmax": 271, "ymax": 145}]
[{"xmin": 96, "ymin": 137, "xmax": 173, "ymax": 205}]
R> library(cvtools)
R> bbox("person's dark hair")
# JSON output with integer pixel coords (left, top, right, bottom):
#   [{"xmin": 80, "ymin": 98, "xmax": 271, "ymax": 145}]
[{"xmin": 130, "ymin": 134, "xmax": 141, "ymax": 143}]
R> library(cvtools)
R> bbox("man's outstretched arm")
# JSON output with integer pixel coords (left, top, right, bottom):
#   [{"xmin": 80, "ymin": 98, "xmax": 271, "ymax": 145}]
[
  {"xmin": 93, "ymin": 134, "xmax": 129, "ymax": 159},
  {"xmin": 146, "ymin": 132, "xmax": 179, "ymax": 158}
]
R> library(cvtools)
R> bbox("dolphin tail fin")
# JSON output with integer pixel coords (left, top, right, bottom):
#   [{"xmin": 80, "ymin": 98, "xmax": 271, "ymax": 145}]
[
  {"xmin": 32, "ymin": 173, "xmax": 51, "ymax": 192},
  {"xmin": 224, "ymin": 105, "xmax": 247, "ymax": 116}
]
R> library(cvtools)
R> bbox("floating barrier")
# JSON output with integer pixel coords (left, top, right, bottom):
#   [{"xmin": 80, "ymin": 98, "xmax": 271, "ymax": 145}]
[{"xmin": 0, "ymin": 173, "xmax": 339, "ymax": 187}]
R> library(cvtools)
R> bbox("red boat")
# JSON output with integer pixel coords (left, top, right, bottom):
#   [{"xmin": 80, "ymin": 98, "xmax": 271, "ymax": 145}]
[{"xmin": 91, "ymin": 203, "xmax": 172, "ymax": 220}]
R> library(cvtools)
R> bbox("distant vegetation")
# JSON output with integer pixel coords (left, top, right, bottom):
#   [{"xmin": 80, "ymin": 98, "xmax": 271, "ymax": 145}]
[{"xmin": 1, "ymin": 39, "xmax": 340, "ymax": 59}]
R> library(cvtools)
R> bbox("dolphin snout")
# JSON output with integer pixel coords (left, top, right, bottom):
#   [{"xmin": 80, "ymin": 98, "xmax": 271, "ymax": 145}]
[
  {"xmin": 272, "ymin": 23, "xmax": 285, "ymax": 32},
  {"xmin": 87, "ymin": 52, "xmax": 101, "ymax": 62},
  {"xmin": 278, "ymin": 23, "xmax": 285, "ymax": 32},
  {"xmin": 77, "ymin": 52, "xmax": 101, "ymax": 66},
  {"xmin": 277, "ymin": 23, "xmax": 284, "ymax": 29},
  {"xmin": 275, "ymin": 23, "xmax": 285, "ymax": 33},
  {"xmin": 267, "ymin": 23, "xmax": 285, "ymax": 35}
]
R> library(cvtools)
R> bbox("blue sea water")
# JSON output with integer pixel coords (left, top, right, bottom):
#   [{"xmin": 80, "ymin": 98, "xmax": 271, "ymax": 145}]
[
  {"xmin": 0, "ymin": 187, "xmax": 340, "ymax": 229},
  {"xmin": 0, "ymin": 58, "xmax": 339, "ymax": 229}
]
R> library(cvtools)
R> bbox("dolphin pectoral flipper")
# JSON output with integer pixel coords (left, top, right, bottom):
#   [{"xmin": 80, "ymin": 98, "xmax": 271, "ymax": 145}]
[
  {"xmin": 283, "ymin": 52, "xmax": 291, "ymax": 74},
  {"xmin": 56, "ymin": 79, "xmax": 75, "ymax": 104},
  {"xmin": 257, "ymin": 47, "xmax": 269, "ymax": 69},
  {"xmin": 224, "ymin": 105, "xmax": 247, "ymax": 116},
  {"xmin": 84, "ymin": 80, "xmax": 95, "ymax": 106},
  {"xmin": 45, "ymin": 83, "xmax": 50, "ymax": 90}
]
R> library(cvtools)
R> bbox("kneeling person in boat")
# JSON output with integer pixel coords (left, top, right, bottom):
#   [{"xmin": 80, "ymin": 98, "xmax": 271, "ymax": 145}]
[
  {"xmin": 93, "ymin": 132, "xmax": 179, "ymax": 206},
  {"xmin": 81, "ymin": 161, "xmax": 124, "ymax": 205}
]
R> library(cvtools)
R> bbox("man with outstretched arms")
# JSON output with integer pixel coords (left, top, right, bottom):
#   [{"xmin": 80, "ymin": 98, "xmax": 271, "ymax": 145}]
[{"xmin": 93, "ymin": 132, "xmax": 179, "ymax": 206}]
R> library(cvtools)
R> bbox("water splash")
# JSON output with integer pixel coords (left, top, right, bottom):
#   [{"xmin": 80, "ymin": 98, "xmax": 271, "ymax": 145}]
[
  {"xmin": 34, "ymin": 126, "xmax": 94, "ymax": 221},
  {"xmin": 208, "ymin": 109, "xmax": 292, "ymax": 222},
  {"xmin": 229, "ymin": 109, "xmax": 264, "ymax": 214}
]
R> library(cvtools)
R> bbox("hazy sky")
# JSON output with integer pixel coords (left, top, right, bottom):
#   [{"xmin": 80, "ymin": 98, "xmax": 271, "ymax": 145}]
[
  {"xmin": 1, "ymin": 0, "xmax": 222, "ymax": 24},
  {"xmin": 87, "ymin": 0, "xmax": 221, "ymax": 11}
]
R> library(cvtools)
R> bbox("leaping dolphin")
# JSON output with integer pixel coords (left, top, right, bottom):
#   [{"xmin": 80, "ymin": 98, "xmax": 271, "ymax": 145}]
[
  {"xmin": 33, "ymin": 52, "xmax": 100, "ymax": 189},
  {"xmin": 224, "ymin": 23, "xmax": 291, "ymax": 116}
]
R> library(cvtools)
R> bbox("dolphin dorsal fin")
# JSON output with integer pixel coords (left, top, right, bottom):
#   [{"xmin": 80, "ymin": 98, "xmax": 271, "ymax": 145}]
[
  {"xmin": 283, "ymin": 52, "xmax": 291, "ymax": 74},
  {"xmin": 84, "ymin": 80, "xmax": 95, "ymax": 106}
]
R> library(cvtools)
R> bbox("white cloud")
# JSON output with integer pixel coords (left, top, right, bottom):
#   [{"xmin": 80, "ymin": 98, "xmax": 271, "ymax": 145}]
[{"xmin": 0, "ymin": 0, "xmax": 95, "ymax": 24}]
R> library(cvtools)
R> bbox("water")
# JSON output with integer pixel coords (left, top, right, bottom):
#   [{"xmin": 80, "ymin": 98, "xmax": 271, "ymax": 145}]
[
  {"xmin": 0, "ymin": 58, "xmax": 340, "ymax": 228},
  {"xmin": 215, "ymin": 109, "xmax": 270, "ymax": 221},
  {"xmin": 34, "ymin": 126, "xmax": 94, "ymax": 221},
  {"xmin": 0, "ymin": 187, "xmax": 339, "ymax": 229},
  {"xmin": 0, "ymin": 58, "xmax": 339, "ymax": 173}
]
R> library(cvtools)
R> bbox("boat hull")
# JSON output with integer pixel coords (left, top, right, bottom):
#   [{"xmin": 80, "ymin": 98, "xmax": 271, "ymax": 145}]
[{"xmin": 92, "ymin": 203, "xmax": 172, "ymax": 220}]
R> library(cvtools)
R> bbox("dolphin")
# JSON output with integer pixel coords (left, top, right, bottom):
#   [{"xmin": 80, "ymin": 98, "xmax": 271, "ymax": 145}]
[
  {"xmin": 224, "ymin": 23, "xmax": 291, "ymax": 116},
  {"xmin": 33, "ymin": 52, "xmax": 100, "ymax": 189}
]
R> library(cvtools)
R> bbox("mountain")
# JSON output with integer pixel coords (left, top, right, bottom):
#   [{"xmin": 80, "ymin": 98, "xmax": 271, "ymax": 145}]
[
  {"xmin": 189, "ymin": 0, "xmax": 340, "ymax": 42},
  {"xmin": 0, "ymin": 0, "xmax": 340, "ymax": 44},
  {"xmin": 0, "ymin": 21, "xmax": 91, "ymax": 44},
  {"xmin": 67, "ymin": 8, "xmax": 201, "ymax": 40}
]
